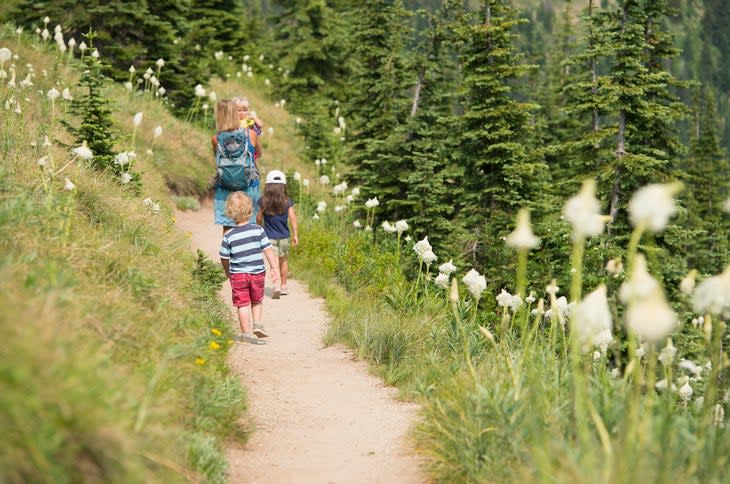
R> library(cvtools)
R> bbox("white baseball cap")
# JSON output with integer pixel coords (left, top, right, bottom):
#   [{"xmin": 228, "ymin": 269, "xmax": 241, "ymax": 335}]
[{"xmin": 265, "ymin": 170, "xmax": 286, "ymax": 184}]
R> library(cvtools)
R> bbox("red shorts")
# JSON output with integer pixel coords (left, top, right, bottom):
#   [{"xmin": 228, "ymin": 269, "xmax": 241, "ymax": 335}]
[{"xmin": 230, "ymin": 272, "xmax": 265, "ymax": 307}]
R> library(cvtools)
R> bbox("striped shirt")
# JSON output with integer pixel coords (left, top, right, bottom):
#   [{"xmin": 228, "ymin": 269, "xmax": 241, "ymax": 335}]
[{"xmin": 219, "ymin": 223, "xmax": 271, "ymax": 274}]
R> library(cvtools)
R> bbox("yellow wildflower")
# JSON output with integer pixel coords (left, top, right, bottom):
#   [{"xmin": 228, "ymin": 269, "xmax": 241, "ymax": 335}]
[
  {"xmin": 209, "ymin": 341, "xmax": 221, "ymax": 350},
  {"xmin": 226, "ymin": 339, "xmax": 234, "ymax": 346},
  {"xmin": 195, "ymin": 357, "xmax": 206, "ymax": 366},
  {"xmin": 211, "ymin": 328, "xmax": 222, "ymax": 336}
]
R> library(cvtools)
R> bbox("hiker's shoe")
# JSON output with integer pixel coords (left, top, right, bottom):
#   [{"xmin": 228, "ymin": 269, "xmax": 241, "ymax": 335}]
[
  {"xmin": 280, "ymin": 286, "xmax": 288, "ymax": 296},
  {"xmin": 272, "ymin": 285, "xmax": 281, "ymax": 299},
  {"xmin": 236, "ymin": 333, "xmax": 266, "ymax": 345},
  {"xmin": 252, "ymin": 324, "xmax": 269, "ymax": 338}
]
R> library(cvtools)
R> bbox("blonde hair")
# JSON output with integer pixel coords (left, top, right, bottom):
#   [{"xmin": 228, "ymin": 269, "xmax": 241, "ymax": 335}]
[
  {"xmin": 224, "ymin": 192, "xmax": 253, "ymax": 224},
  {"xmin": 232, "ymin": 96, "xmax": 250, "ymax": 109},
  {"xmin": 215, "ymin": 99, "xmax": 240, "ymax": 132}
]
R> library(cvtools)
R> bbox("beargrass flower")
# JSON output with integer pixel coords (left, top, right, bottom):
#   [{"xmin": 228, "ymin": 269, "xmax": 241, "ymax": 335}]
[
  {"xmin": 333, "ymin": 182, "xmax": 347, "ymax": 195},
  {"xmin": 121, "ymin": 173, "xmax": 132, "ymax": 184},
  {"xmin": 293, "ymin": 171, "xmax": 301, "ymax": 181},
  {"xmin": 628, "ymin": 182, "xmax": 682, "ymax": 232},
  {"xmin": 153, "ymin": 126, "xmax": 163, "ymax": 138},
  {"xmin": 655, "ymin": 379, "xmax": 676, "ymax": 392},
  {"xmin": 462, "ymin": 269, "xmax": 487, "ymax": 299},
  {"xmin": 133, "ymin": 112, "xmax": 143, "ymax": 127},
  {"xmin": 353, "ymin": 220, "xmax": 362, "ymax": 229},
  {"xmin": 439, "ymin": 260, "xmax": 457, "ymax": 276},
  {"xmin": 506, "ymin": 208, "xmax": 540, "ymax": 249},
  {"xmin": 680, "ymin": 269, "xmax": 698, "ymax": 295},
  {"xmin": 194, "ymin": 84, "xmax": 206, "ymax": 97},
  {"xmin": 47, "ymin": 87, "xmax": 59, "ymax": 100},
  {"xmin": 573, "ymin": 284, "xmax": 613, "ymax": 351},
  {"xmin": 156, "ymin": 58, "xmax": 165, "ymax": 68},
  {"xmin": 619, "ymin": 254, "xmax": 658, "ymax": 303},
  {"xmin": 43, "ymin": 136, "xmax": 52, "ymax": 148},
  {"xmin": 421, "ymin": 250, "xmax": 437, "ymax": 266},
  {"xmin": 605, "ymin": 257, "xmax": 624, "ymax": 275},
  {"xmin": 382, "ymin": 221, "xmax": 396, "ymax": 233},
  {"xmin": 546, "ymin": 280, "xmax": 560, "ymax": 296},
  {"xmin": 91, "ymin": 49, "xmax": 99, "ymax": 58},
  {"xmin": 334, "ymin": 205, "xmax": 345, "ymax": 213},
  {"xmin": 713, "ymin": 404, "xmax": 725, "ymax": 427},
  {"xmin": 496, "ymin": 289, "xmax": 513, "ymax": 308},
  {"xmin": 365, "ymin": 197, "xmax": 379, "ymax": 209},
  {"xmin": 37, "ymin": 156, "xmax": 48, "ymax": 167},
  {"xmin": 626, "ymin": 291, "xmax": 678, "ymax": 343},
  {"xmin": 319, "ymin": 175, "xmax": 330, "ymax": 185},
  {"xmin": 564, "ymin": 179, "xmax": 609, "ymax": 239},
  {"xmin": 61, "ymin": 87, "xmax": 72, "ymax": 100},
  {"xmin": 316, "ymin": 201, "xmax": 327, "ymax": 213},
  {"xmin": 313, "ymin": 214, "xmax": 320, "ymax": 220},
  {"xmin": 434, "ymin": 273, "xmax": 449, "ymax": 289},
  {"xmin": 692, "ymin": 265, "xmax": 730, "ymax": 318},
  {"xmin": 394, "ymin": 220, "xmax": 408, "ymax": 234},
  {"xmin": 302, "ymin": 179, "xmax": 309, "ymax": 187},
  {"xmin": 71, "ymin": 140, "xmax": 93, "ymax": 160},
  {"xmin": 64, "ymin": 178, "xmax": 75, "ymax": 191},
  {"xmin": 413, "ymin": 236, "xmax": 432, "ymax": 257},
  {"xmin": 658, "ymin": 338, "xmax": 677, "ymax": 366},
  {"xmin": 352, "ymin": 187, "xmax": 360, "ymax": 197},
  {"xmin": 678, "ymin": 359, "xmax": 702, "ymax": 376}
]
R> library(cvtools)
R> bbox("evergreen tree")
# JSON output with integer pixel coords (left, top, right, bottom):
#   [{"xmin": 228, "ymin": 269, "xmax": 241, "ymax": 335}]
[
  {"xmin": 61, "ymin": 34, "xmax": 118, "ymax": 175},
  {"xmin": 343, "ymin": 0, "xmax": 414, "ymax": 217},
  {"xmin": 683, "ymin": 87, "xmax": 730, "ymax": 272},
  {"xmin": 454, "ymin": 2, "xmax": 548, "ymax": 218}
]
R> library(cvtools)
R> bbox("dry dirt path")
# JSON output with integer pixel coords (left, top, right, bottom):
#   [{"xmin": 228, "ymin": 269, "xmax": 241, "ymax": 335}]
[{"xmin": 176, "ymin": 201, "xmax": 425, "ymax": 484}]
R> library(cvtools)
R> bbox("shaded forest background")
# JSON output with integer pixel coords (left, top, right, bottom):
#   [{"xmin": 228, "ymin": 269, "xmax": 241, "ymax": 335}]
[{"xmin": 4, "ymin": 0, "xmax": 728, "ymax": 294}]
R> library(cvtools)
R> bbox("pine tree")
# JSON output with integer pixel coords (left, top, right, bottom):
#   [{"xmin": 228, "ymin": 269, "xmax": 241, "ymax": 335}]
[
  {"xmin": 61, "ymin": 33, "xmax": 117, "ymax": 174},
  {"xmin": 683, "ymin": 87, "xmax": 730, "ymax": 272},
  {"xmin": 344, "ymin": 0, "xmax": 414, "ymax": 215}
]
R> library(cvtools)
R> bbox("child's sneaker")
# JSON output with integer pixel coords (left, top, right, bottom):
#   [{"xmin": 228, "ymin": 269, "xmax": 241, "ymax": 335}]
[
  {"xmin": 272, "ymin": 284, "xmax": 281, "ymax": 299},
  {"xmin": 237, "ymin": 332, "xmax": 266, "ymax": 345},
  {"xmin": 280, "ymin": 286, "xmax": 288, "ymax": 295},
  {"xmin": 252, "ymin": 324, "xmax": 269, "ymax": 338}
]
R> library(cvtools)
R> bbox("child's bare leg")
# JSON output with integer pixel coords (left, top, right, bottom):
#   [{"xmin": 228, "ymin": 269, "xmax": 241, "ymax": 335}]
[
  {"xmin": 251, "ymin": 301, "xmax": 263, "ymax": 323},
  {"xmin": 237, "ymin": 305, "xmax": 252, "ymax": 334},
  {"xmin": 279, "ymin": 256, "xmax": 289, "ymax": 288}
]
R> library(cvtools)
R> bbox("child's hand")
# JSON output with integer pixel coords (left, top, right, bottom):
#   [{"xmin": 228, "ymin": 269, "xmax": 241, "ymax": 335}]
[
  {"xmin": 291, "ymin": 235, "xmax": 299, "ymax": 246},
  {"xmin": 270, "ymin": 270, "xmax": 280, "ymax": 284}
]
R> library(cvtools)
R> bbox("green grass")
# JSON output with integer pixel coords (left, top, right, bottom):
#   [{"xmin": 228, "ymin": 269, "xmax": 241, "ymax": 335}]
[{"xmin": 0, "ymin": 29, "xmax": 248, "ymax": 482}]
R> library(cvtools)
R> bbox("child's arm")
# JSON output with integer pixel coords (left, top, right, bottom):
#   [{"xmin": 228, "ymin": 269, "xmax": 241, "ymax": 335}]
[
  {"xmin": 211, "ymin": 135, "xmax": 218, "ymax": 156},
  {"xmin": 220, "ymin": 258, "xmax": 230, "ymax": 278},
  {"xmin": 256, "ymin": 209, "xmax": 263, "ymax": 225},
  {"xmin": 250, "ymin": 111, "xmax": 264, "ymax": 129},
  {"xmin": 288, "ymin": 205, "xmax": 299, "ymax": 246},
  {"xmin": 262, "ymin": 247, "xmax": 280, "ymax": 284},
  {"xmin": 251, "ymin": 129, "xmax": 263, "ymax": 159}
]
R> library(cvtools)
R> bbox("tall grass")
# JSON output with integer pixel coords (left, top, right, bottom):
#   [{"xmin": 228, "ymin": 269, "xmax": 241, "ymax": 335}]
[{"xmin": 1, "ymin": 29, "xmax": 248, "ymax": 482}]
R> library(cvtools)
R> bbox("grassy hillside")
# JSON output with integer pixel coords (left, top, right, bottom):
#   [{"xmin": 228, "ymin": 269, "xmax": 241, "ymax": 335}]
[{"xmin": 0, "ymin": 28, "xmax": 256, "ymax": 482}]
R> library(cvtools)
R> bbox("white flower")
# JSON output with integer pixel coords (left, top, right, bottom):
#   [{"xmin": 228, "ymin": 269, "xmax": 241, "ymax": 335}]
[
  {"xmin": 365, "ymin": 197, "xmax": 379, "ymax": 209},
  {"xmin": 605, "ymin": 257, "xmax": 623, "ymax": 275},
  {"xmin": 496, "ymin": 289, "xmax": 513, "ymax": 308},
  {"xmin": 132, "ymin": 112, "xmax": 143, "ymax": 127},
  {"xmin": 619, "ymin": 254, "xmax": 658, "ymax": 303},
  {"xmin": 267, "ymin": 127, "xmax": 275, "ymax": 136},
  {"xmin": 692, "ymin": 265, "xmax": 730, "ymax": 319},
  {"xmin": 153, "ymin": 126, "xmax": 163, "ymax": 138},
  {"xmin": 194, "ymin": 84, "xmax": 206, "ymax": 97},
  {"xmin": 63, "ymin": 177, "xmax": 75, "ymax": 191},
  {"xmin": 143, "ymin": 197, "xmax": 160, "ymax": 214},
  {"xmin": 610, "ymin": 368, "xmax": 620, "ymax": 379},
  {"xmin": 510, "ymin": 294, "xmax": 523, "ymax": 312},
  {"xmin": 679, "ymin": 269, "xmax": 698, "ymax": 295},
  {"xmin": 302, "ymin": 179, "xmax": 310, "ymax": 187},
  {"xmin": 593, "ymin": 351, "xmax": 601, "ymax": 361},
  {"xmin": 121, "ymin": 172, "xmax": 132, "ymax": 184},
  {"xmin": 351, "ymin": 187, "xmax": 360, "ymax": 197},
  {"xmin": 628, "ymin": 182, "xmax": 682, "ymax": 233},
  {"xmin": 37, "ymin": 156, "xmax": 49, "ymax": 167},
  {"xmin": 413, "ymin": 236, "xmax": 432, "ymax": 257},
  {"xmin": 208, "ymin": 91, "xmax": 217, "ymax": 102},
  {"xmin": 114, "ymin": 152, "xmax": 130, "ymax": 166},
  {"xmin": 573, "ymin": 285, "xmax": 613, "ymax": 351},
  {"xmin": 43, "ymin": 136, "xmax": 52, "ymax": 148},
  {"xmin": 462, "ymin": 269, "xmax": 487, "ymax": 299},
  {"xmin": 636, "ymin": 343, "xmax": 648, "ymax": 359},
  {"xmin": 353, "ymin": 220, "xmax": 362, "ymax": 229},
  {"xmin": 71, "ymin": 140, "xmax": 93, "ymax": 160},
  {"xmin": 546, "ymin": 280, "xmax": 560, "ymax": 296},
  {"xmin": 394, "ymin": 220, "xmax": 408, "ymax": 234},
  {"xmin": 421, "ymin": 250, "xmax": 437, "ymax": 265},
  {"xmin": 129, "ymin": 65, "xmax": 136, "ymax": 73},
  {"xmin": 124, "ymin": 81, "xmax": 133, "ymax": 91},
  {"xmin": 434, "ymin": 273, "xmax": 450, "ymax": 289},
  {"xmin": 332, "ymin": 182, "xmax": 347, "ymax": 195},
  {"xmin": 404, "ymin": 235, "xmax": 412, "ymax": 242},
  {"xmin": 316, "ymin": 201, "xmax": 327, "ymax": 213},
  {"xmin": 345, "ymin": 195, "xmax": 354, "ymax": 203},
  {"xmin": 563, "ymin": 179, "xmax": 608, "ymax": 239},
  {"xmin": 0, "ymin": 47, "xmax": 11, "ymax": 64},
  {"xmin": 438, "ymin": 260, "xmax": 457, "ymax": 276},
  {"xmin": 381, "ymin": 221, "xmax": 396, "ymax": 233},
  {"xmin": 156, "ymin": 58, "xmax": 165, "ymax": 68},
  {"xmin": 41, "ymin": 28, "xmax": 49, "ymax": 41},
  {"xmin": 91, "ymin": 49, "xmax": 99, "ymax": 58},
  {"xmin": 61, "ymin": 87, "xmax": 72, "ymax": 100},
  {"xmin": 47, "ymin": 88, "xmax": 60, "ymax": 100},
  {"xmin": 313, "ymin": 213, "xmax": 320, "ymax": 220},
  {"xmin": 505, "ymin": 208, "xmax": 540, "ymax": 249},
  {"xmin": 678, "ymin": 359, "xmax": 702, "ymax": 376},
  {"xmin": 293, "ymin": 171, "xmax": 301, "ymax": 181},
  {"xmin": 364, "ymin": 225, "xmax": 372, "ymax": 231},
  {"xmin": 658, "ymin": 339, "xmax": 677, "ymax": 366},
  {"xmin": 334, "ymin": 205, "xmax": 345, "ymax": 213},
  {"xmin": 626, "ymin": 291, "xmax": 678, "ymax": 343},
  {"xmin": 319, "ymin": 175, "xmax": 330, "ymax": 185},
  {"xmin": 214, "ymin": 50, "xmax": 224, "ymax": 60}
]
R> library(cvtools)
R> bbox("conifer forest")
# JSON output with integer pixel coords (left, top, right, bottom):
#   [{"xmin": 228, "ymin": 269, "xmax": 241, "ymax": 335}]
[{"xmin": 1, "ymin": 0, "xmax": 729, "ymax": 482}]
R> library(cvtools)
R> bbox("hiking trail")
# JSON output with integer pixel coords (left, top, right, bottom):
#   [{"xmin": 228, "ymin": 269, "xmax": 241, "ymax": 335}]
[{"xmin": 176, "ymin": 201, "xmax": 425, "ymax": 483}]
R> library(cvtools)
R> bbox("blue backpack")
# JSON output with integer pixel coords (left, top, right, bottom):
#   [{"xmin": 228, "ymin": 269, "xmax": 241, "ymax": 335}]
[{"xmin": 215, "ymin": 128, "xmax": 258, "ymax": 191}]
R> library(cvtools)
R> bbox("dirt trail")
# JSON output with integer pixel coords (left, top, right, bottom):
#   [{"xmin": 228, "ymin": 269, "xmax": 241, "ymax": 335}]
[{"xmin": 176, "ymin": 202, "xmax": 425, "ymax": 484}]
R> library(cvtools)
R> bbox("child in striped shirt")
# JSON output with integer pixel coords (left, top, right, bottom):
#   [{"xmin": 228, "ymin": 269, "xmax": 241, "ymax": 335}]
[{"xmin": 220, "ymin": 192, "xmax": 280, "ymax": 343}]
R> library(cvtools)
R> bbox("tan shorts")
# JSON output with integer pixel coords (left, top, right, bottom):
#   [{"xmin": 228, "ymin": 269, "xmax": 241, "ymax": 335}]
[{"xmin": 270, "ymin": 238, "xmax": 290, "ymax": 257}]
